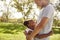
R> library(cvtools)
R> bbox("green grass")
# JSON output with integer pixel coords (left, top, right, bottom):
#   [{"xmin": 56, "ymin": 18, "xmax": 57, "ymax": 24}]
[
  {"xmin": 0, "ymin": 32, "xmax": 60, "ymax": 40},
  {"xmin": 0, "ymin": 22, "xmax": 60, "ymax": 40},
  {"xmin": 0, "ymin": 22, "xmax": 26, "ymax": 34},
  {"xmin": 0, "ymin": 32, "xmax": 26, "ymax": 40},
  {"xmin": 50, "ymin": 34, "xmax": 60, "ymax": 40}
]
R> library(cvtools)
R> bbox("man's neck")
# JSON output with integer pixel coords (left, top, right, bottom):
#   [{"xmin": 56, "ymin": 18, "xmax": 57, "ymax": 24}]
[
  {"xmin": 37, "ymin": 6, "xmax": 43, "ymax": 9},
  {"xmin": 43, "ymin": 3, "xmax": 49, "ymax": 7},
  {"xmin": 37, "ymin": 3, "xmax": 49, "ymax": 9}
]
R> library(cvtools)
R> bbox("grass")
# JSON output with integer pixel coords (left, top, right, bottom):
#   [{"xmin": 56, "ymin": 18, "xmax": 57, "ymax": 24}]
[
  {"xmin": 50, "ymin": 34, "xmax": 60, "ymax": 40},
  {"xmin": 0, "ymin": 22, "xmax": 60, "ymax": 40},
  {"xmin": 0, "ymin": 32, "xmax": 60, "ymax": 40},
  {"xmin": 0, "ymin": 22, "xmax": 26, "ymax": 34},
  {"xmin": 0, "ymin": 32, "xmax": 26, "ymax": 40}
]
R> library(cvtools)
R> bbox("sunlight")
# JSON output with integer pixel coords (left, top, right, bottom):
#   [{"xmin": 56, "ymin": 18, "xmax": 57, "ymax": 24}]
[
  {"xmin": 9, "ymin": 12, "xmax": 23, "ymax": 19},
  {"xmin": 0, "ymin": 0, "xmax": 60, "ymax": 19},
  {"xmin": 6, "ymin": 0, "xmax": 11, "ymax": 4},
  {"xmin": 0, "ymin": 12, "xmax": 3, "ymax": 17}
]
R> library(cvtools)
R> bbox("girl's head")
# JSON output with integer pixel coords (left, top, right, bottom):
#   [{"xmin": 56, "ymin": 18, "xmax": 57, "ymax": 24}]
[
  {"xmin": 24, "ymin": 20, "xmax": 36, "ymax": 30},
  {"xmin": 24, "ymin": 20, "xmax": 36, "ymax": 27}
]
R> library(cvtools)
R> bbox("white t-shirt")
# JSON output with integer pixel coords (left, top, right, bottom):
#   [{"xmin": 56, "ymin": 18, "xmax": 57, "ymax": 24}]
[{"xmin": 36, "ymin": 4, "xmax": 55, "ymax": 34}]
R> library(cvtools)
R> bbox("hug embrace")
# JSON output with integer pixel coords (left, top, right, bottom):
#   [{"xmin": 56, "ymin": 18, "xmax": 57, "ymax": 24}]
[{"xmin": 23, "ymin": 0, "xmax": 55, "ymax": 40}]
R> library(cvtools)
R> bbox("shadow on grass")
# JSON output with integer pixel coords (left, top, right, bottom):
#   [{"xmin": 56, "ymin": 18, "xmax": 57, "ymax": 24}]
[
  {"xmin": 0, "ymin": 23, "xmax": 26, "ymax": 34},
  {"xmin": 53, "ymin": 29, "xmax": 60, "ymax": 34}
]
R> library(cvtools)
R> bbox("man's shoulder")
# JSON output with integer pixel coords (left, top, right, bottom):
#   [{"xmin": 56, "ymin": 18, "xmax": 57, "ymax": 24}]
[
  {"xmin": 44, "ymin": 4, "xmax": 54, "ymax": 11},
  {"xmin": 46, "ymin": 4, "xmax": 54, "ymax": 9}
]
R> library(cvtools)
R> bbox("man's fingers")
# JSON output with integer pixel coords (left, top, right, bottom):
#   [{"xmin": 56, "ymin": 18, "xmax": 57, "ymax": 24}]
[
  {"xmin": 24, "ymin": 31, "xmax": 28, "ymax": 36},
  {"xmin": 28, "ymin": 31, "xmax": 32, "ymax": 34},
  {"xmin": 24, "ymin": 31, "xmax": 32, "ymax": 35}
]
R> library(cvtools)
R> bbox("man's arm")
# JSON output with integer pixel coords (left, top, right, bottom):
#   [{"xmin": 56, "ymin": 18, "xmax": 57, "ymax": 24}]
[{"xmin": 30, "ymin": 17, "xmax": 49, "ymax": 37}]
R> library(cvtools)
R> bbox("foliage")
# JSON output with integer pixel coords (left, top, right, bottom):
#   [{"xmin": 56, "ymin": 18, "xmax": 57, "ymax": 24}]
[
  {"xmin": 0, "ymin": 0, "xmax": 12, "ymax": 22},
  {"xmin": 55, "ymin": 0, "xmax": 60, "ymax": 11},
  {"xmin": 17, "ymin": 18, "xmax": 24, "ymax": 23},
  {"xmin": 12, "ymin": 0, "xmax": 34, "ymax": 20},
  {"xmin": 53, "ymin": 19, "xmax": 60, "ymax": 27}
]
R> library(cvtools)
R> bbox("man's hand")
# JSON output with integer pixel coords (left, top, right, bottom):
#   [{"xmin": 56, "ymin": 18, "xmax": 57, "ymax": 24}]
[
  {"xmin": 26, "ymin": 35, "xmax": 33, "ymax": 40},
  {"xmin": 24, "ymin": 30, "xmax": 32, "ymax": 35},
  {"xmin": 24, "ymin": 31, "xmax": 33, "ymax": 40},
  {"xmin": 24, "ymin": 30, "xmax": 53, "ymax": 39}
]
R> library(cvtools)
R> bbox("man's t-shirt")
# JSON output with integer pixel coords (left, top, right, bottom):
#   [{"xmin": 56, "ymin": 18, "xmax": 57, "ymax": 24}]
[{"xmin": 36, "ymin": 4, "xmax": 55, "ymax": 34}]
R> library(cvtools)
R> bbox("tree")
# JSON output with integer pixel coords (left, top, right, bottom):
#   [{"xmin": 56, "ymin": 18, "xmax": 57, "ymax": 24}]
[
  {"xmin": 53, "ymin": 0, "xmax": 60, "ymax": 27},
  {"xmin": 56, "ymin": 0, "xmax": 60, "ymax": 11},
  {"xmin": 12, "ymin": 0, "xmax": 34, "ymax": 20},
  {"xmin": 0, "ymin": 0, "xmax": 12, "ymax": 22}
]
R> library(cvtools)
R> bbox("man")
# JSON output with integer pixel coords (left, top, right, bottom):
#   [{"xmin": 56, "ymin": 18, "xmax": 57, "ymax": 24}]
[{"xmin": 26, "ymin": 0, "xmax": 55, "ymax": 40}]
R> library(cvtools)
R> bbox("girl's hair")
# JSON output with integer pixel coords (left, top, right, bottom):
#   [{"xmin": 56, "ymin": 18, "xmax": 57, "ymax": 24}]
[{"xmin": 24, "ymin": 21, "xmax": 29, "ymax": 27}]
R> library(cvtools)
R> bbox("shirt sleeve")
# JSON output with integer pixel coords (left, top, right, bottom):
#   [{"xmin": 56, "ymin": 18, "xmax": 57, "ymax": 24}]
[{"xmin": 42, "ymin": 6, "xmax": 54, "ymax": 19}]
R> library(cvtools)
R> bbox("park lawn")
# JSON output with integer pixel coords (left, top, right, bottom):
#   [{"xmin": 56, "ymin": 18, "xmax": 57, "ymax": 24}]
[
  {"xmin": 50, "ymin": 34, "xmax": 60, "ymax": 40},
  {"xmin": 0, "ymin": 22, "xmax": 60, "ymax": 40},
  {"xmin": 0, "ymin": 32, "xmax": 26, "ymax": 40},
  {"xmin": 0, "ymin": 32, "xmax": 60, "ymax": 40},
  {"xmin": 51, "ymin": 26, "xmax": 60, "ymax": 40}
]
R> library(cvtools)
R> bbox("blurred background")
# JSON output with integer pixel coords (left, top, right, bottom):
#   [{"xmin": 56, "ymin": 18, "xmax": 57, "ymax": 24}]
[{"xmin": 0, "ymin": 0, "xmax": 60, "ymax": 40}]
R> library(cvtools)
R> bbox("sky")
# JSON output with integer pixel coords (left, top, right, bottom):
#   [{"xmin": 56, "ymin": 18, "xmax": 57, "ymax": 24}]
[{"xmin": 0, "ymin": 0, "xmax": 60, "ymax": 19}]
